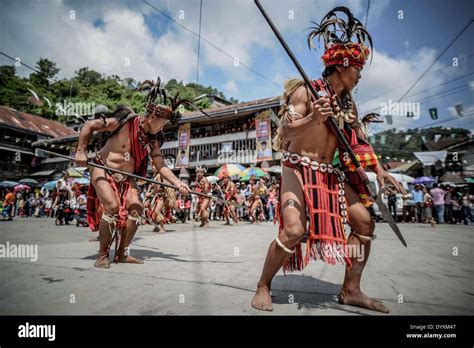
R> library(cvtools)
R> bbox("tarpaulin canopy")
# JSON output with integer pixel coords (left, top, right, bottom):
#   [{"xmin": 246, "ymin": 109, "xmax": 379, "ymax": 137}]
[{"xmin": 414, "ymin": 151, "xmax": 447, "ymax": 167}]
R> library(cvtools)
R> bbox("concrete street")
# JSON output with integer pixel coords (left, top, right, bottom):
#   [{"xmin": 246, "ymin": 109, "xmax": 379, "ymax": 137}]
[{"xmin": 0, "ymin": 217, "xmax": 472, "ymax": 315}]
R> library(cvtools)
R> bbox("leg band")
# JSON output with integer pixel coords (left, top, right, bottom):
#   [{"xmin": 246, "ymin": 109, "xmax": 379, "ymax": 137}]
[
  {"xmin": 128, "ymin": 212, "xmax": 146, "ymax": 225},
  {"xmin": 275, "ymin": 236, "xmax": 296, "ymax": 254},
  {"xmin": 352, "ymin": 232, "xmax": 377, "ymax": 242},
  {"xmin": 102, "ymin": 213, "xmax": 119, "ymax": 235}
]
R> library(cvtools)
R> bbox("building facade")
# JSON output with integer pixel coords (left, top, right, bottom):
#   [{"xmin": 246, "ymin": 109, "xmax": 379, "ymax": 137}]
[{"xmin": 0, "ymin": 106, "xmax": 76, "ymax": 181}]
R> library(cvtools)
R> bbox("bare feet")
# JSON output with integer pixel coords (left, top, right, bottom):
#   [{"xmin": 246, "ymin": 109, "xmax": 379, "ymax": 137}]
[
  {"xmin": 114, "ymin": 254, "xmax": 144, "ymax": 264},
  {"xmin": 251, "ymin": 286, "xmax": 273, "ymax": 311},
  {"xmin": 153, "ymin": 226, "xmax": 166, "ymax": 234},
  {"xmin": 94, "ymin": 253, "xmax": 110, "ymax": 268},
  {"xmin": 338, "ymin": 289, "xmax": 389, "ymax": 313}
]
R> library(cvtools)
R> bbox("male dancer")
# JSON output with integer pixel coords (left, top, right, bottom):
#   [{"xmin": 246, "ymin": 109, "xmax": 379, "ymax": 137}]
[
  {"xmin": 194, "ymin": 165, "xmax": 211, "ymax": 228},
  {"xmin": 247, "ymin": 176, "xmax": 264, "ymax": 223},
  {"xmin": 251, "ymin": 7, "xmax": 404, "ymax": 312},
  {"xmin": 221, "ymin": 175, "xmax": 238, "ymax": 225},
  {"xmin": 75, "ymin": 78, "xmax": 190, "ymax": 268},
  {"xmin": 144, "ymin": 166, "xmax": 166, "ymax": 233}
]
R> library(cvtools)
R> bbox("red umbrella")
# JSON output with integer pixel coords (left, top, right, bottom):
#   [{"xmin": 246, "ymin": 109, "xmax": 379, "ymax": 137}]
[{"xmin": 14, "ymin": 184, "xmax": 31, "ymax": 193}]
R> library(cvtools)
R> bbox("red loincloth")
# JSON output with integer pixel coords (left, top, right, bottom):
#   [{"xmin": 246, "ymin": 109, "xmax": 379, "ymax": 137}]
[
  {"xmin": 86, "ymin": 157, "xmax": 131, "ymax": 232},
  {"xmin": 277, "ymin": 152, "xmax": 352, "ymax": 273}
]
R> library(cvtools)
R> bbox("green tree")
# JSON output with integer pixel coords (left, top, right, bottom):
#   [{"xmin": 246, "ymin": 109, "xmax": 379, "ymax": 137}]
[
  {"xmin": 29, "ymin": 58, "xmax": 60, "ymax": 89},
  {"xmin": 75, "ymin": 67, "xmax": 102, "ymax": 87}
]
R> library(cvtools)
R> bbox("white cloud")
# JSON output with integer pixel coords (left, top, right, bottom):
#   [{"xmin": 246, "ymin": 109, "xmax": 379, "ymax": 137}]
[
  {"xmin": 355, "ymin": 47, "xmax": 449, "ymax": 131},
  {"xmin": 223, "ymin": 80, "xmax": 239, "ymax": 96},
  {"xmin": 0, "ymin": 0, "xmax": 197, "ymax": 83}
]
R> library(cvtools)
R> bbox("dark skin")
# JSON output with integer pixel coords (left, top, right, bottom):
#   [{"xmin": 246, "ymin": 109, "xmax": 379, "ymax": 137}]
[
  {"xmin": 251, "ymin": 65, "xmax": 404, "ymax": 312},
  {"xmin": 75, "ymin": 113, "xmax": 190, "ymax": 268}
]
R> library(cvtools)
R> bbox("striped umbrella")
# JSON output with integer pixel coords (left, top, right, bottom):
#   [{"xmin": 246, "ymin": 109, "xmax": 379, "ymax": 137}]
[
  {"xmin": 214, "ymin": 164, "xmax": 245, "ymax": 179},
  {"xmin": 240, "ymin": 167, "xmax": 267, "ymax": 181}
]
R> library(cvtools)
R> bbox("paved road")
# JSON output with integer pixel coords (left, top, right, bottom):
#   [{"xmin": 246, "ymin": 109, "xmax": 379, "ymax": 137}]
[{"xmin": 0, "ymin": 217, "xmax": 472, "ymax": 315}]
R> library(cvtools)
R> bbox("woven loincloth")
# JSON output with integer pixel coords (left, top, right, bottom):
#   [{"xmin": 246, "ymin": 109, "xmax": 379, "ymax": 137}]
[
  {"xmin": 86, "ymin": 156, "xmax": 132, "ymax": 232},
  {"xmin": 277, "ymin": 151, "xmax": 352, "ymax": 272}
]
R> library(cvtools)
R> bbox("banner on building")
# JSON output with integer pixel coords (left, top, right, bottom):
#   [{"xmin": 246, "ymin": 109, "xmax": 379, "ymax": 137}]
[
  {"xmin": 176, "ymin": 123, "xmax": 191, "ymax": 168},
  {"xmin": 255, "ymin": 111, "xmax": 273, "ymax": 162}
]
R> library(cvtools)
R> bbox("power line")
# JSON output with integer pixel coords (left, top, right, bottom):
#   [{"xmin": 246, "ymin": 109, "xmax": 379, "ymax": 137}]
[
  {"xmin": 361, "ymin": 81, "xmax": 472, "ymax": 115},
  {"xmin": 365, "ymin": 85, "xmax": 473, "ymax": 134},
  {"xmin": 364, "ymin": 0, "xmax": 371, "ymax": 28},
  {"xmin": 402, "ymin": 72, "xmax": 474, "ymax": 100},
  {"xmin": 142, "ymin": 0, "xmax": 280, "ymax": 89},
  {"xmin": 0, "ymin": 51, "xmax": 42, "ymax": 74},
  {"xmin": 353, "ymin": 0, "xmax": 371, "ymax": 101},
  {"xmin": 196, "ymin": 0, "xmax": 203, "ymax": 84},
  {"xmin": 358, "ymin": 53, "xmax": 474, "ymax": 107},
  {"xmin": 414, "ymin": 85, "xmax": 471, "ymax": 105},
  {"xmin": 417, "ymin": 113, "xmax": 474, "ymax": 129},
  {"xmin": 397, "ymin": 18, "xmax": 473, "ymax": 101}
]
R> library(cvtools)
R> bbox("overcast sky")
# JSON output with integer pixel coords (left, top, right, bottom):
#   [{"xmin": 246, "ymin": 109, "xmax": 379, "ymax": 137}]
[{"xmin": 1, "ymin": 0, "xmax": 473, "ymax": 134}]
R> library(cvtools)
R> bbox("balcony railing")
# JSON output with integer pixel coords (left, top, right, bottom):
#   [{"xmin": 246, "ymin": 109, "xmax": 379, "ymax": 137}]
[
  {"xmin": 0, "ymin": 161, "xmax": 32, "ymax": 176},
  {"xmin": 159, "ymin": 130, "xmax": 279, "ymax": 168}
]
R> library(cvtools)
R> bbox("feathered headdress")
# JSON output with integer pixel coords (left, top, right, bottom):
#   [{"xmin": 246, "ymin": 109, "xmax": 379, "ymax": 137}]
[
  {"xmin": 360, "ymin": 112, "xmax": 383, "ymax": 137},
  {"xmin": 139, "ymin": 77, "xmax": 210, "ymax": 125},
  {"xmin": 307, "ymin": 6, "xmax": 373, "ymax": 68},
  {"xmin": 196, "ymin": 165, "xmax": 207, "ymax": 174}
]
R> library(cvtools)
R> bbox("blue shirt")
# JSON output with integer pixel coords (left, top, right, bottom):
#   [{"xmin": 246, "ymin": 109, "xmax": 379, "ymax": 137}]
[{"xmin": 411, "ymin": 189, "xmax": 424, "ymax": 203}]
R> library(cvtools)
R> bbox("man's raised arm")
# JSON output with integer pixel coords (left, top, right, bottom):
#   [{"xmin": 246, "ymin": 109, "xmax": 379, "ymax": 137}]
[
  {"xmin": 75, "ymin": 117, "xmax": 119, "ymax": 166},
  {"xmin": 281, "ymin": 86, "xmax": 332, "ymax": 139}
]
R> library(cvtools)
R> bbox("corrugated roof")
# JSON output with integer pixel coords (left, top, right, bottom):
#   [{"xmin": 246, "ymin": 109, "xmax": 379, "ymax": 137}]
[
  {"xmin": 32, "ymin": 96, "xmax": 282, "ymax": 146},
  {"xmin": 182, "ymin": 95, "xmax": 281, "ymax": 119},
  {"xmin": 0, "ymin": 106, "xmax": 77, "ymax": 138}
]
